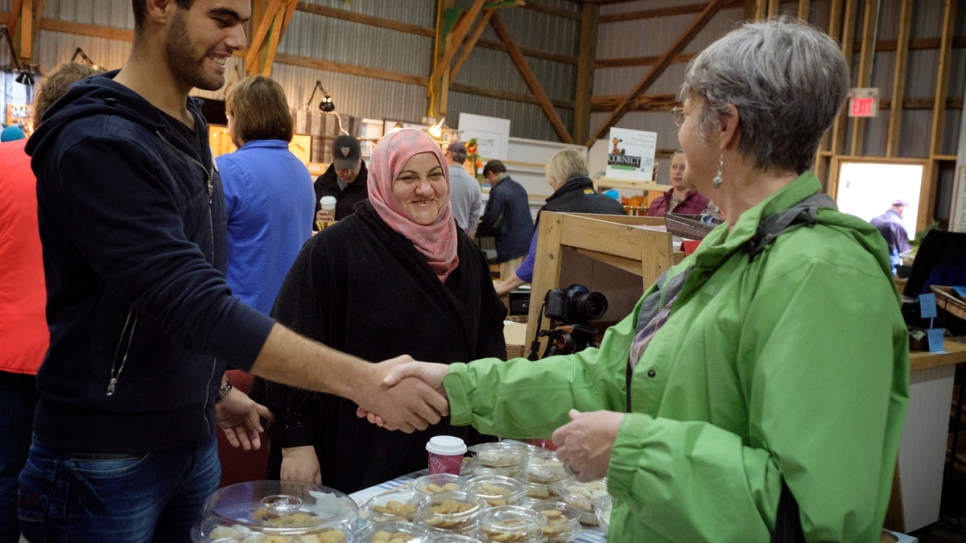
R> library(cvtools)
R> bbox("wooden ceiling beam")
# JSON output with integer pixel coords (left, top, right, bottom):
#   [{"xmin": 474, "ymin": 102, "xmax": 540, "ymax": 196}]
[
  {"xmin": 451, "ymin": 10, "xmax": 494, "ymax": 80},
  {"xmin": 427, "ymin": 0, "xmax": 488, "ymax": 98},
  {"xmin": 598, "ymin": 0, "xmax": 741, "ymax": 23},
  {"xmin": 829, "ymin": 0, "xmax": 858, "ymax": 156},
  {"xmin": 591, "ymin": 94, "xmax": 679, "ymax": 112},
  {"xmin": 489, "ymin": 12, "xmax": 573, "ymax": 143},
  {"xmin": 587, "ymin": 0, "xmax": 728, "ymax": 147},
  {"xmin": 296, "ymin": 2, "xmax": 434, "ymax": 37},
  {"xmin": 475, "ymin": 38, "xmax": 579, "ymax": 65},
  {"xmin": 450, "ymin": 82, "xmax": 575, "ymax": 109},
  {"xmin": 523, "ymin": 1, "xmax": 582, "ymax": 21}
]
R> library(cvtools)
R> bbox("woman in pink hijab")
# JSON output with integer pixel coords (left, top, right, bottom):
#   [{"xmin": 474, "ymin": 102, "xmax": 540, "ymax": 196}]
[{"xmin": 252, "ymin": 129, "xmax": 507, "ymax": 493}]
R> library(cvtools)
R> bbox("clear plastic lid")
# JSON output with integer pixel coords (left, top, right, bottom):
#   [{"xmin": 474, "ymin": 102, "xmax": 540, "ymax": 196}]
[
  {"xmin": 550, "ymin": 477, "xmax": 608, "ymax": 525},
  {"xmin": 191, "ymin": 480, "xmax": 358, "ymax": 542},
  {"xmin": 594, "ymin": 494, "xmax": 613, "ymax": 536},
  {"xmin": 468, "ymin": 442, "xmax": 531, "ymax": 470},
  {"xmin": 354, "ymin": 520, "xmax": 429, "ymax": 543},
  {"xmin": 412, "ymin": 473, "xmax": 462, "ymax": 497},
  {"xmin": 517, "ymin": 451, "xmax": 569, "ymax": 486},
  {"xmin": 422, "ymin": 534, "xmax": 484, "ymax": 543},
  {"xmin": 461, "ymin": 458, "xmax": 519, "ymax": 480},
  {"xmin": 459, "ymin": 475, "xmax": 527, "ymax": 507},
  {"xmin": 520, "ymin": 500, "xmax": 581, "ymax": 543},
  {"xmin": 360, "ymin": 491, "xmax": 420, "ymax": 524},
  {"xmin": 414, "ymin": 490, "xmax": 486, "ymax": 535},
  {"xmin": 478, "ymin": 506, "xmax": 545, "ymax": 543}
]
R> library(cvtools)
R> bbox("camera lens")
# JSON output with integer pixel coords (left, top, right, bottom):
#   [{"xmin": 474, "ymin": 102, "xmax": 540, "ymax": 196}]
[{"xmin": 571, "ymin": 292, "xmax": 608, "ymax": 322}]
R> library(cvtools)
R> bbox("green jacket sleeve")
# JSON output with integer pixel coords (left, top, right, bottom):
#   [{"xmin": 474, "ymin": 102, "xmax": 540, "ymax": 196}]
[
  {"xmin": 606, "ymin": 255, "xmax": 907, "ymax": 543},
  {"xmin": 444, "ymin": 301, "xmax": 641, "ymax": 439}
]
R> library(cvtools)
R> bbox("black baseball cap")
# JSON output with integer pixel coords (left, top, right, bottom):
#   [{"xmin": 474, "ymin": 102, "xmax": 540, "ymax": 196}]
[{"xmin": 332, "ymin": 135, "xmax": 361, "ymax": 171}]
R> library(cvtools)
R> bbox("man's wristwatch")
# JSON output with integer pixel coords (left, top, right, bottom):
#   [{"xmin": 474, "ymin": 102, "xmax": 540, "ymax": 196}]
[{"xmin": 217, "ymin": 379, "xmax": 233, "ymax": 403}]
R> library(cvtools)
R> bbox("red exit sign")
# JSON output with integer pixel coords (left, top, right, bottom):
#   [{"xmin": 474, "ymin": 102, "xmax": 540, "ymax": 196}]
[{"xmin": 848, "ymin": 88, "xmax": 879, "ymax": 117}]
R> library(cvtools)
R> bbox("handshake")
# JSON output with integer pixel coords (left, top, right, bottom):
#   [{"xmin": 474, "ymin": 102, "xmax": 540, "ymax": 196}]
[{"xmin": 353, "ymin": 356, "xmax": 450, "ymax": 433}]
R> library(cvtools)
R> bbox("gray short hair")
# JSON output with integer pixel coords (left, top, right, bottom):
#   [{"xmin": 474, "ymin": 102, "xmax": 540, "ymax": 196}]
[
  {"xmin": 679, "ymin": 17, "xmax": 850, "ymax": 173},
  {"xmin": 546, "ymin": 148, "xmax": 588, "ymax": 185}
]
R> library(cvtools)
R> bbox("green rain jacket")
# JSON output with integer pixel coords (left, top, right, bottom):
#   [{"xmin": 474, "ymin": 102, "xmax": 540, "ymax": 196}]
[{"xmin": 444, "ymin": 172, "xmax": 909, "ymax": 542}]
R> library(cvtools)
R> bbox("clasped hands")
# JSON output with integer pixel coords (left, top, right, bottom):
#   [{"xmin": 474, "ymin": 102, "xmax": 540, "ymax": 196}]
[{"xmin": 357, "ymin": 359, "xmax": 626, "ymax": 482}]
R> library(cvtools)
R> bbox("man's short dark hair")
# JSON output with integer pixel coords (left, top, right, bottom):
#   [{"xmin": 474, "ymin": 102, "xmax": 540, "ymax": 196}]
[
  {"xmin": 33, "ymin": 63, "xmax": 103, "ymax": 127},
  {"xmin": 133, "ymin": 0, "xmax": 194, "ymax": 31},
  {"xmin": 447, "ymin": 142, "xmax": 468, "ymax": 164},
  {"xmin": 482, "ymin": 160, "xmax": 506, "ymax": 177},
  {"xmin": 226, "ymin": 75, "xmax": 294, "ymax": 143}
]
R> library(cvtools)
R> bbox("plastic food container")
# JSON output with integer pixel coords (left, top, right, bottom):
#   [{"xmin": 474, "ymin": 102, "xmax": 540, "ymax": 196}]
[
  {"xmin": 460, "ymin": 458, "xmax": 518, "ymax": 479},
  {"xmin": 423, "ymin": 534, "xmax": 483, "ymax": 543},
  {"xmin": 412, "ymin": 473, "xmax": 462, "ymax": 497},
  {"xmin": 468, "ymin": 442, "xmax": 530, "ymax": 474},
  {"xmin": 477, "ymin": 506, "xmax": 545, "ymax": 543},
  {"xmin": 515, "ymin": 451, "xmax": 570, "ymax": 500},
  {"xmin": 520, "ymin": 500, "xmax": 581, "ymax": 542},
  {"xmin": 191, "ymin": 480, "xmax": 358, "ymax": 543},
  {"xmin": 414, "ymin": 491, "xmax": 486, "ymax": 535},
  {"xmin": 460, "ymin": 475, "xmax": 526, "ymax": 508},
  {"xmin": 354, "ymin": 520, "xmax": 429, "ymax": 543},
  {"xmin": 360, "ymin": 491, "xmax": 420, "ymax": 524},
  {"xmin": 550, "ymin": 478, "xmax": 608, "ymax": 525},
  {"xmin": 594, "ymin": 495, "xmax": 613, "ymax": 535}
]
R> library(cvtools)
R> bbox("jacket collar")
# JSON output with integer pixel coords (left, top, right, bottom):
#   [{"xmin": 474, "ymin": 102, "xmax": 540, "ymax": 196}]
[
  {"xmin": 238, "ymin": 139, "xmax": 290, "ymax": 150},
  {"xmin": 546, "ymin": 176, "xmax": 595, "ymax": 203}
]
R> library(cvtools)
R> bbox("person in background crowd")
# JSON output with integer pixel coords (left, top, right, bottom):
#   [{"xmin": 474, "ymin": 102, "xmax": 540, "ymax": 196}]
[
  {"xmin": 647, "ymin": 150, "xmax": 710, "ymax": 217},
  {"xmin": 477, "ymin": 159, "xmax": 534, "ymax": 280},
  {"xmin": 445, "ymin": 141, "xmax": 483, "ymax": 236},
  {"xmin": 871, "ymin": 199, "xmax": 913, "ymax": 275},
  {"xmin": 495, "ymin": 149, "xmax": 625, "ymax": 296},
  {"xmin": 18, "ymin": 1, "xmax": 445, "ymax": 540},
  {"xmin": 314, "ymin": 134, "xmax": 369, "ymax": 230},
  {"xmin": 218, "ymin": 75, "xmax": 314, "ymax": 316},
  {"xmin": 0, "ymin": 61, "xmax": 99, "ymax": 543},
  {"xmin": 1, "ymin": 125, "xmax": 26, "ymax": 142},
  {"xmin": 376, "ymin": 18, "xmax": 908, "ymax": 543},
  {"xmin": 256, "ymin": 129, "xmax": 506, "ymax": 493}
]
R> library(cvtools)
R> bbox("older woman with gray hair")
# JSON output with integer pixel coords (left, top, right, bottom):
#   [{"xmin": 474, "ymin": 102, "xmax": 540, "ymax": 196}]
[{"xmin": 375, "ymin": 18, "xmax": 908, "ymax": 542}]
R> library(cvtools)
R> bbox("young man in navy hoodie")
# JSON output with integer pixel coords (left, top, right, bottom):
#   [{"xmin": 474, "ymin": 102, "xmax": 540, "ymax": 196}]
[{"xmin": 19, "ymin": 1, "xmax": 447, "ymax": 541}]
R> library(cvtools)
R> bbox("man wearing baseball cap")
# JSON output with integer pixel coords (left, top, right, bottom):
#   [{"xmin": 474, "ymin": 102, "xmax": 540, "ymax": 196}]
[
  {"xmin": 445, "ymin": 141, "xmax": 483, "ymax": 236},
  {"xmin": 870, "ymin": 199, "xmax": 913, "ymax": 274},
  {"xmin": 314, "ymin": 134, "xmax": 369, "ymax": 230}
]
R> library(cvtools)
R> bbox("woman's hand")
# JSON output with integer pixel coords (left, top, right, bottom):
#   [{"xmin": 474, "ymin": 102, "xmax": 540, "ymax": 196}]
[
  {"xmin": 552, "ymin": 409, "xmax": 625, "ymax": 482},
  {"xmin": 281, "ymin": 446, "xmax": 322, "ymax": 485},
  {"xmin": 494, "ymin": 274, "xmax": 526, "ymax": 297},
  {"xmin": 216, "ymin": 386, "xmax": 274, "ymax": 451}
]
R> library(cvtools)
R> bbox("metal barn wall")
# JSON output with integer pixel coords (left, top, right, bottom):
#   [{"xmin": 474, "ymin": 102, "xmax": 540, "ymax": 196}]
[{"xmin": 447, "ymin": 0, "xmax": 580, "ymax": 143}]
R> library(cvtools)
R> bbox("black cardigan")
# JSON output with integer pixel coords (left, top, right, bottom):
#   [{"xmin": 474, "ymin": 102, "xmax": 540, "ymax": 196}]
[{"xmin": 255, "ymin": 202, "xmax": 507, "ymax": 493}]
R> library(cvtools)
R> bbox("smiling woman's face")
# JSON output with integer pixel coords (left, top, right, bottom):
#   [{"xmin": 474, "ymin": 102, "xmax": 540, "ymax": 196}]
[
  {"xmin": 669, "ymin": 152, "xmax": 688, "ymax": 191},
  {"xmin": 392, "ymin": 152, "xmax": 448, "ymax": 225}
]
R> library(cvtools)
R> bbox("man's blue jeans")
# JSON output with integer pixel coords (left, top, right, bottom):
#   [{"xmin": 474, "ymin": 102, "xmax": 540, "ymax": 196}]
[
  {"xmin": 0, "ymin": 372, "xmax": 39, "ymax": 543},
  {"xmin": 18, "ymin": 435, "xmax": 220, "ymax": 543}
]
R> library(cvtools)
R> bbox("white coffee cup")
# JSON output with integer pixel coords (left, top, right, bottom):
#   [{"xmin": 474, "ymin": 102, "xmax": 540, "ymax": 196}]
[
  {"xmin": 426, "ymin": 436, "xmax": 467, "ymax": 475},
  {"xmin": 319, "ymin": 196, "xmax": 337, "ymax": 212}
]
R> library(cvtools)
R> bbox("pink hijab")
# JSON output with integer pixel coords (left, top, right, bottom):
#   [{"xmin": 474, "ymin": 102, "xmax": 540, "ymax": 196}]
[{"xmin": 367, "ymin": 129, "xmax": 459, "ymax": 281}]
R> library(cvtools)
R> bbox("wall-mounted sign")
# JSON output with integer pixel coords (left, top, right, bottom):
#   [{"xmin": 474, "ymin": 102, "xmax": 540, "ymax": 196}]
[
  {"xmin": 605, "ymin": 127, "xmax": 657, "ymax": 181},
  {"xmin": 849, "ymin": 88, "xmax": 879, "ymax": 117}
]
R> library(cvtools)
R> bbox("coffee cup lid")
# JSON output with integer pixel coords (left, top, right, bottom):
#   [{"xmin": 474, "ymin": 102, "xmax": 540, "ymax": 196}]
[
  {"xmin": 320, "ymin": 196, "xmax": 337, "ymax": 205},
  {"xmin": 426, "ymin": 436, "xmax": 467, "ymax": 456}
]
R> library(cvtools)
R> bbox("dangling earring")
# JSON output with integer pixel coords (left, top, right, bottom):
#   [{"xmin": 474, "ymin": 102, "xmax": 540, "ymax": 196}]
[{"xmin": 712, "ymin": 152, "xmax": 724, "ymax": 189}]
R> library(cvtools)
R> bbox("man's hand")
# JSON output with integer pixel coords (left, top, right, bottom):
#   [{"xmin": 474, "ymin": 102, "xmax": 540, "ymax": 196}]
[
  {"xmin": 315, "ymin": 209, "xmax": 334, "ymax": 225},
  {"xmin": 281, "ymin": 446, "xmax": 322, "ymax": 485},
  {"xmin": 216, "ymin": 387, "xmax": 274, "ymax": 451},
  {"xmin": 357, "ymin": 361, "xmax": 450, "ymax": 428},
  {"xmin": 552, "ymin": 409, "xmax": 624, "ymax": 482},
  {"xmin": 350, "ymin": 356, "xmax": 449, "ymax": 433}
]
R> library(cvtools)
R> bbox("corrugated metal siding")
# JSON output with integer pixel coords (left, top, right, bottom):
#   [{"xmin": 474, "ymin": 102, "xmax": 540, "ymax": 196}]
[
  {"xmin": 34, "ymin": 31, "xmax": 130, "ymax": 73},
  {"xmin": 281, "ymin": 9, "xmax": 433, "ymax": 77},
  {"xmin": 300, "ymin": 0, "xmax": 436, "ymax": 28},
  {"xmin": 448, "ymin": 90, "xmax": 573, "ymax": 143},
  {"xmin": 43, "ymin": 0, "xmax": 134, "ymax": 30}
]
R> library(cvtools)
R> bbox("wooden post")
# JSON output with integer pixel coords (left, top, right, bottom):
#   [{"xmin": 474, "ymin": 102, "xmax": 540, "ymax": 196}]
[
  {"xmin": 573, "ymin": 3, "xmax": 598, "ymax": 145},
  {"xmin": 797, "ymin": 0, "xmax": 810, "ymax": 21},
  {"xmin": 830, "ymin": 0, "xmax": 858, "ymax": 156},
  {"xmin": 849, "ymin": 0, "xmax": 880, "ymax": 156},
  {"xmin": 885, "ymin": 0, "xmax": 913, "ymax": 157},
  {"xmin": 451, "ymin": 10, "xmax": 493, "ymax": 80},
  {"xmin": 929, "ymin": 0, "xmax": 957, "ymax": 157},
  {"xmin": 767, "ymin": 0, "xmax": 780, "ymax": 17},
  {"xmin": 526, "ymin": 213, "xmax": 567, "ymax": 356},
  {"xmin": 426, "ymin": 0, "xmax": 487, "ymax": 101},
  {"xmin": 490, "ymin": 13, "xmax": 574, "ymax": 143}
]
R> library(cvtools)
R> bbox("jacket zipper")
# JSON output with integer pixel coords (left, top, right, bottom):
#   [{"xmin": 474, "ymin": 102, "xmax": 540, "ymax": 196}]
[
  {"xmin": 107, "ymin": 309, "xmax": 138, "ymax": 396},
  {"xmin": 155, "ymin": 129, "xmax": 218, "ymax": 432}
]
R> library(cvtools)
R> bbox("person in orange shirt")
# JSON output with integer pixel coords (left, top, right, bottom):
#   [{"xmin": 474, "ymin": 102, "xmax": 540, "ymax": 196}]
[{"xmin": 0, "ymin": 62, "xmax": 99, "ymax": 543}]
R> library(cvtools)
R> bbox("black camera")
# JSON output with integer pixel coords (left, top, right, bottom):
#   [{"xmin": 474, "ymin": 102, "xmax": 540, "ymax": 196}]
[
  {"xmin": 529, "ymin": 284, "xmax": 608, "ymax": 359},
  {"xmin": 544, "ymin": 284, "xmax": 608, "ymax": 325}
]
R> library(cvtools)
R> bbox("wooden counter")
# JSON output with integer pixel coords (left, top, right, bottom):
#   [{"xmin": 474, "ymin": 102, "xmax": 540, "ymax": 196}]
[{"xmin": 909, "ymin": 339, "xmax": 966, "ymax": 370}]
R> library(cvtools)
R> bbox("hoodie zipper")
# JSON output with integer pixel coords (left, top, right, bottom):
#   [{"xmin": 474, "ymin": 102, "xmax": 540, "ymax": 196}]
[
  {"xmin": 107, "ymin": 309, "xmax": 138, "ymax": 396},
  {"xmin": 155, "ymin": 129, "xmax": 218, "ymax": 433}
]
